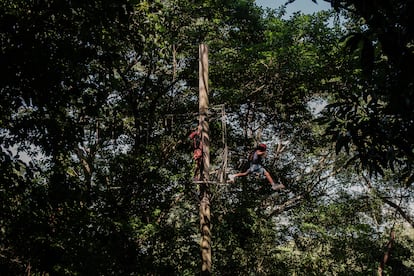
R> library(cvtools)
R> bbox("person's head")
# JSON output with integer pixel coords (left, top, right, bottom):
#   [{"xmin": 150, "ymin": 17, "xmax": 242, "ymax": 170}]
[{"xmin": 257, "ymin": 143, "xmax": 267, "ymax": 151}]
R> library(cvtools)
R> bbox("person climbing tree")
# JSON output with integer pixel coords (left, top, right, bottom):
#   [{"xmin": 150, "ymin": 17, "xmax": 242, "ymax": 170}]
[
  {"xmin": 189, "ymin": 125, "xmax": 203, "ymax": 180},
  {"xmin": 228, "ymin": 143, "xmax": 285, "ymax": 191}
]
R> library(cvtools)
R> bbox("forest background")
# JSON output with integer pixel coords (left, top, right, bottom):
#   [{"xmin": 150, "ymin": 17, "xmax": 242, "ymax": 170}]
[{"xmin": 1, "ymin": 0, "xmax": 413, "ymax": 275}]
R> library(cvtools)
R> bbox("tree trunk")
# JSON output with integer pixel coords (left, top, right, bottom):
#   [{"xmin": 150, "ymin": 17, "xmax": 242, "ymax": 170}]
[
  {"xmin": 378, "ymin": 230, "xmax": 395, "ymax": 276},
  {"xmin": 199, "ymin": 43, "xmax": 211, "ymax": 275}
]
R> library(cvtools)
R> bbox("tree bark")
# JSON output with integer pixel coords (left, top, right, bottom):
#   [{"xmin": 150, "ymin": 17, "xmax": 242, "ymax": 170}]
[
  {"xmin": 378, "ymin": 230, "xmax": 395, "ymax": 276},
  {"xmin": 199, "ymin": 43, "xmax": 211, "ymax": 275}
]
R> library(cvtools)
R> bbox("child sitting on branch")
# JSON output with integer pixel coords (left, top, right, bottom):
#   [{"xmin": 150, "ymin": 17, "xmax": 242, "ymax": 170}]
[{"xmin": 228, "ymin": 143, "xmax": 285, "ymax": 191}]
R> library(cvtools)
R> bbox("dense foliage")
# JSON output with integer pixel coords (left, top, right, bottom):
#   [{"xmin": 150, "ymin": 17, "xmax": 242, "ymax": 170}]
[
  {"xmin": 320, "ymin": 0, "xmax": 414, "ymax": 178},
  {"xmin": 0, "ymin": 0, "xmax": 413, "ymax": 275}
]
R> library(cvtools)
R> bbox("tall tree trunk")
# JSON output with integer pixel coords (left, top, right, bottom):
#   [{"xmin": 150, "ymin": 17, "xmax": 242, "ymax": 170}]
[
  {"xmin": 199, "ymin": 43, "xmax": 211, "ymax": 275},
  {"xmin": 378, "ymin": 230, "xmax": 395, "ymax": 276}
]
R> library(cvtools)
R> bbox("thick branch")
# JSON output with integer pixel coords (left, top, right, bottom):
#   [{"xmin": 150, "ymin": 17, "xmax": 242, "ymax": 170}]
[
  {"xmin": 362, "ymin": 174, "xmax": 414, "ymax": 228},
  {"xmin": 268, "ymin": 194, "xmax": 304, "ymax": 217},
  {"xmin": 381, "ymin": 198, "xmax": 414, "ymax": 228}
]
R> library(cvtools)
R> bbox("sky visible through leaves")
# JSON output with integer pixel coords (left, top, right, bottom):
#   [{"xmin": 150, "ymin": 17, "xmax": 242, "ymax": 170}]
[{"xmin": 256, "ymin": 0, "xmax": 331, "ymax": 15}]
